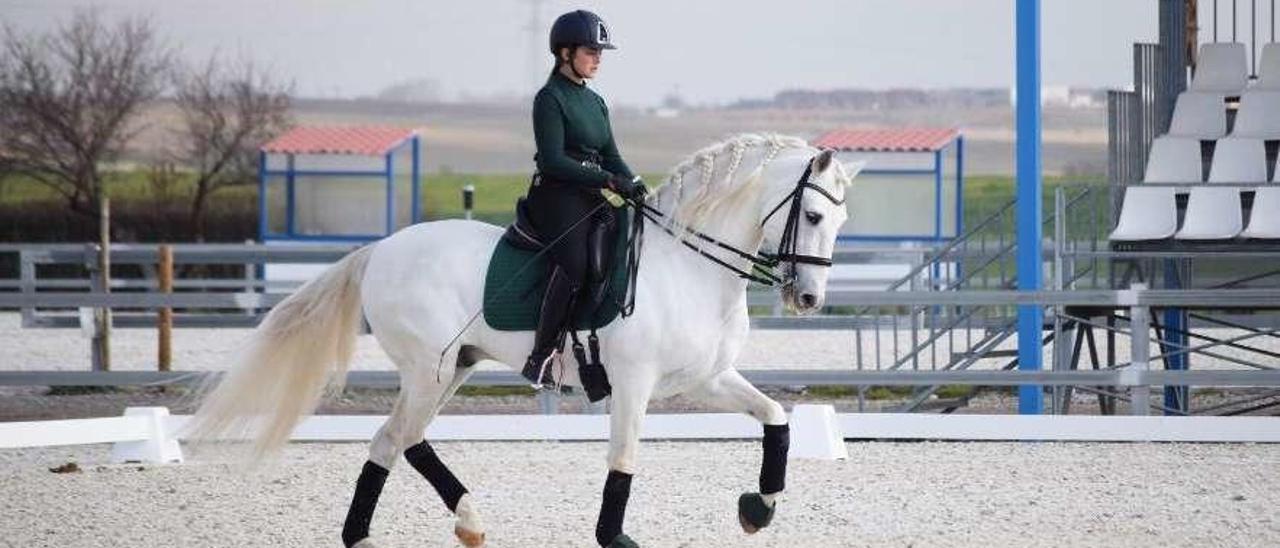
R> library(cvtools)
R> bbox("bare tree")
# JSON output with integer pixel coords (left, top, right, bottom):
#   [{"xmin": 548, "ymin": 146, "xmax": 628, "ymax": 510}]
[
  {"xmin": 173, "ymin": 57, "xmax": 291, "ymax": 241},
  {"xmin": 0, "ymin": 10, "xmax": 169, "ymax": 220}
]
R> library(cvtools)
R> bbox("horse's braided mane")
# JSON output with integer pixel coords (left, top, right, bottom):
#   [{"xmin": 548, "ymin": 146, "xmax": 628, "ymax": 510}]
[{"xmin": 654, "ymin": 133, "xmax": 821, "ymax": 228}]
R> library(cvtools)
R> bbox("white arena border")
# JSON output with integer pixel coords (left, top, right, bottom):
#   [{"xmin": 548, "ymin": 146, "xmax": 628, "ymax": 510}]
[{"xmin": 2, "ymin": 405, "xmax": 1279, "ymax": 464}]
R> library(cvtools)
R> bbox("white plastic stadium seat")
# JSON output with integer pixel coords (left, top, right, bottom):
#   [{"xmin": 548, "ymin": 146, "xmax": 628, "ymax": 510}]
[
  {"xmin": 1207, "ymin": 137, "xmax": 1268, "ymax": 183},
  {"xmin": 1190, "ymin": 42, "xmax": 1248, "ymax": 95},
  {"xmin": 1176, "ymin": 137, "xmax": 1266, "ymax": 239},
  {"xmin": 1241, "ymin": 187, "xmax": 1280, "ymax": 238},
  {"xmin": 1109, "ymin": 137, "xmax": 1201, "ymax": 241},
  {"xmin": 1240, "ymin": 155, "xmax": 1280, "ymax": 238},
  {"xmin": 1167, "ymin": 92, "xmax": 1227, "ymax": 139},
  {"xmin": 1255, "ymin": 43, "xmax": 1280, "ymax": 90},
  {"xmin": 1231, "ymin": 91, "xmax": 1280, "ymax": 138},
  {"xmin": 1109, "ymin": 187, "xmax": 1179, "ymax": 241},
  {"xmin": 1142, "ymin": 136, "xmax": 1203, "ymax": 183}
]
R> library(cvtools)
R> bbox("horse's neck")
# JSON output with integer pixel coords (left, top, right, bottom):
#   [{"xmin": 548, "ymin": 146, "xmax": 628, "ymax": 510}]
[{"xmin": 641, "ymin": 183, "xmax": 767, "ymax": 309}]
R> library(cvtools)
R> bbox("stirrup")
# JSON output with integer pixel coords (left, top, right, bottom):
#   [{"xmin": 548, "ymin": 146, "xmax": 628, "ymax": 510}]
[{"xmin": 525, "ymin": 352, "xmax": 558, "ymax": 391}]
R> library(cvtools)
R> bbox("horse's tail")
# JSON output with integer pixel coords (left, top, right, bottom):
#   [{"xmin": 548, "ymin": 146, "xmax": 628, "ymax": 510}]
[{"xmin": 185, "ymin": 244, "xmax": 375, "ymax": 460}]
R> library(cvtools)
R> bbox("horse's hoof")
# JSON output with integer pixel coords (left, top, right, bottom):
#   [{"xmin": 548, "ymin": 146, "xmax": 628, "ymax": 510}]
[
  {"xmin": 737, "ymin": 492, "xmax": 775, "ymax": 534},
  {"xmin": 607, "ymin": 533, "xmax": 639, "ymax": 548},
  {"xmin": 454, "ymin": 525, "xmax": 486, "ymax": 547},
  {"xmin": 350, "ymin": 538, "xmax": 380, "ymax": 548}
]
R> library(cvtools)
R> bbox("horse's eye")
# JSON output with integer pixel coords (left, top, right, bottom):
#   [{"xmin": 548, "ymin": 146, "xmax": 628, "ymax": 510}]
[{"xmin": 805, "ymin": 211, "xmax": 823, "ymax": 225}]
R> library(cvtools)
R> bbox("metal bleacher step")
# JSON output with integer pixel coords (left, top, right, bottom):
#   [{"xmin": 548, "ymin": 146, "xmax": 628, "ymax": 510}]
[{"xmin": 950, "ymin": 349, "xmax": 1018, "ymax": 361}]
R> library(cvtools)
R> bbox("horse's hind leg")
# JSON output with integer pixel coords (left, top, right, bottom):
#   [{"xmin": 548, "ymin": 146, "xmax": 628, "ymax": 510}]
[
  {"xmin": 341, "ymin": 346, "xmax": 486, "ymax": 548},
  {"xmin": 408, "ymin": 346, "xmax": 485, "ymax": 547},
  {"xmin": 684, "ymin": 368, "xmax": 789, "ymax": 535}
]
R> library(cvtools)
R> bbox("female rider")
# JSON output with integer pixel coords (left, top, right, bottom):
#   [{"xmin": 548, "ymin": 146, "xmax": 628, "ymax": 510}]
[{"xmin": 521, "ymin": 10, "xmax": 646, "ymax": 388}]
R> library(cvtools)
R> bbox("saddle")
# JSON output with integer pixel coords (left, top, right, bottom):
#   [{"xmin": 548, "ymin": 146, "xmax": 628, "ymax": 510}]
[{"xmin": 483, "ymin": 198, "xmax": 635, "ymax": 332}]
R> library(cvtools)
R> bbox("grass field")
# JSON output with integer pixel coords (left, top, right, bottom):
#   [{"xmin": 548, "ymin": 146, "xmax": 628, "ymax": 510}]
[{"xmin": 0, "ymin": 170, "xmax": 1104, "ymax": 225}]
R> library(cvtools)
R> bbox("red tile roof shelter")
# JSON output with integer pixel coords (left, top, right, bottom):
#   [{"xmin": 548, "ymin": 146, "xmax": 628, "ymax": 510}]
[
  {"xmin": 812, "ymin": 127, "xmax": 959, "ymax": 153},
  {"xmin": 262, "ymin": 126, "xmax": 417, "ymax": 156},
  {"xmin": 258, "ymin": 125, "xmax": 423, "ymax": 242},
  {"xmin": 811, "ymin": 127, "xmax": 964, "ymax": 243}
]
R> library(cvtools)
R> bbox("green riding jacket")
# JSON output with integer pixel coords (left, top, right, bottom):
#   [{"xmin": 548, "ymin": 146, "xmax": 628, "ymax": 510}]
[{"xmin": 533, "ymin": 71, "xmax": 634, "ymax": 188}]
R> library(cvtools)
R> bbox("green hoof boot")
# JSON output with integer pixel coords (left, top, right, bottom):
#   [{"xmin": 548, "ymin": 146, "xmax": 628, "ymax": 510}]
[
  {"xmin": 607, "ymin": 533, "xmax": 639, "ymax": 548},
  {"xmin": 737, "ymin": 492, "xmax": 775, "ymax": 534}
]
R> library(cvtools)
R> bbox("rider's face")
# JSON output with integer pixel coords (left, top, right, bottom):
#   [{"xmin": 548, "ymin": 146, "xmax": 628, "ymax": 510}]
[{"xmin": 565, "ymin": 47, "xmax": 602, "ymax": 79}]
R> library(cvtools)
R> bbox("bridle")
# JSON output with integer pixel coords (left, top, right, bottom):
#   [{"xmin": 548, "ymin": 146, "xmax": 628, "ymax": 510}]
[
  {"xmin": 758, "ymin": 160, "xmax": 846, "ymax": 270},
  {"xmin": 630, "ymin": 155, "xmax": 845, "ymax": 288}
]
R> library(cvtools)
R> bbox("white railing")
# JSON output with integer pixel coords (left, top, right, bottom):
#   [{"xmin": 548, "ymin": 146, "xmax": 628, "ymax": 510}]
[{"xmin": 3, "ymin": 406, "xmax": 1278, "ymax": 466}]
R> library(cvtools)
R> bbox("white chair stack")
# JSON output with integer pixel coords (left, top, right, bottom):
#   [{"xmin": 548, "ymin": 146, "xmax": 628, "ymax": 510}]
[
  {"xmin": 1253, "ymin": 43, "xmax": 1280, "ymax": 90},
  {"xmin": 1231, "ymin": 90, "xmax": 1280, "ymax": 138},
  {"xmin": 1190, "ymin": 42, "xmax": 1249, "ymax": 96},
  {"xmin": 1241, "ymin": 155, "xmax": 1280, "ymax": 238},
  {"xmin": 1167, "ymin": 91, "xmax": 1227, "ymax": 139},
  {"xmin": 1110, "ymin": 137, "xmax": 1200, "ymax": 241},
  {"xmin": 1177, "ymin": 138, "xmax": 1266, "ymax": 240},
  {"xmin": 1109, "ymin": 42, "xmax": 1280, "ymax": 244}
]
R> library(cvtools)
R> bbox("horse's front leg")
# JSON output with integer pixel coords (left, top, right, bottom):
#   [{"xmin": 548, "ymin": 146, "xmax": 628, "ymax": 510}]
[
  {"xmin": 686, "ymin": 368, "xmax": 788, "ymax": 535},
  {"xmin": 596, "ymin": 371, "xmax": 655, "ymax": 548}
]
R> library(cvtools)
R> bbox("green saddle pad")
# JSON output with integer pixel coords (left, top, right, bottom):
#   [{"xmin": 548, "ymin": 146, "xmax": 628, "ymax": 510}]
[{"xmin": 483, "ymin": 210, "xmax": 632, "ymax": 331}]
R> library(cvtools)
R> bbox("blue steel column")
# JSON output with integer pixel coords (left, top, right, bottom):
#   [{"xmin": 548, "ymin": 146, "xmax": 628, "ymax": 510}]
[
  {"xmin": 1016, "ymin": 0, "xmax": 1044, "ymax": 414},
  {"xmin": 955, "ymin": 136, "xmax": 965, "ymax": 237},
  {"xmin": 411, "ymin": 136, "xmax": 422, "ymax": 223},
  {"xmin": 257, "ymin": 151, "xmax": 267, "ymax": 240},
  {"xmin": 934, "ymin": 149, "xmax": 943, "ymax": 240},
  {"xmin": 285, "ymin": 154, "xmax": 296, "ymax": 237},
  {"xmin": 385, "ymin": 152, "xmax": 395, "ymax": 235},
  {"xmin": 1163, "ymin": 260, "xmax": 1189, "ymax": 413}
]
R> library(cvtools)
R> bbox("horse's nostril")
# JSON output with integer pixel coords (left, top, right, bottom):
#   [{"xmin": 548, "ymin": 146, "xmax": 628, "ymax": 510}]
[{"xmin": 800, "ymin": 293, "xmax": 817, "ymax": 308}]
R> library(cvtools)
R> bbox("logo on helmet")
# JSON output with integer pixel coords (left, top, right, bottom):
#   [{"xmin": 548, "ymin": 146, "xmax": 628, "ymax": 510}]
[{"xmin": 596, "ymin": 21, "xmax": 610, "ymax": 46}]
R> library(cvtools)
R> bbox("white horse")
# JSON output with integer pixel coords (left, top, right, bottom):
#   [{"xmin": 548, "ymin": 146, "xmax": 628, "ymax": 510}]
[{"xmin": 189, "ymin": 133, "xmax": 861, "ymax": 548}]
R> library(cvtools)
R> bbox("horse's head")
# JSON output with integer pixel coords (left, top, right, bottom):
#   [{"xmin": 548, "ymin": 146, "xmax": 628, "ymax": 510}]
[{"xmin": 758, "ymin": 148, "xmax": 863, "ymax": 314}]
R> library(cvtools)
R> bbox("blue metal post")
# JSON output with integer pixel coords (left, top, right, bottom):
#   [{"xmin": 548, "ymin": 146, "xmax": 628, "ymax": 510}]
[
  {"xmin": 285, "ymin": 154, "xmax": 296, "ymax": 237},
  {"xmin": 955, "ymin": 136, "xmax": 965, "ymax": 238},
  {"xmin": 954, "ymin": 137, "xmax": 966, "ymax": 282},
  {"xmin": 933, "ymin": 150, "xmax": 943, "ymax": 240},
  {"xmin": 1016, "ymin": 0, "xmax": 1044, "ymax": 414},
  {"xmin": 931, "ymin": 149, "xmax": 944, "ymax": 284},
  {"xmin": 257, "ymin": 151, "xmax": 267, "ymax": 241},
  {"xmin": 411, "ymin": 136, "xmax": 422, "ymax": 223},
  {"xmin": 385, "ymin": 152, "xmax": 395, "ymax": 235},
  {"xmin": 1163, "ymin": 260, "xmax": 1189, "ymax": 413}
]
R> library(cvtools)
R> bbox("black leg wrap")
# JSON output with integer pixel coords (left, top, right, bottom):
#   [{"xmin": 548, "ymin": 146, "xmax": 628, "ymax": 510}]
[
  {"xmin": 572, "ymin": 331, "xmax": 612, "ymax": 402},
  {"xmin": 342, "ymin": 461, "xmax": 389, "ymax": 548},
  {"xmin": 405, "ymin": 440, "xmax": 468, "ymax": 512},
  {"xmin": 595, "ymin": 470, "xmax": 633, "ymax": 547},
  {"xmin": 760, "ymin": 423, "xmax": 789, "ymax": 495}
]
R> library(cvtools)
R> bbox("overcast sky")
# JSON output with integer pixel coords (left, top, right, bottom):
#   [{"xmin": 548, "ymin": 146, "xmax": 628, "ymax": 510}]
[{"xmin": 2, "ymin": 1, "xmax": 1270, "ymax": 106}]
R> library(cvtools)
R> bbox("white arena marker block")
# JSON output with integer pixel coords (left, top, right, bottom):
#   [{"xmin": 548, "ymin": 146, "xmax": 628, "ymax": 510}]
[
  {"xmin": 789, "ymin": 404, "xmax": 848, "ymax": 460},
  {"xmin": 111, "ymin": 407, "xmax": 183, "ymax": 464}
]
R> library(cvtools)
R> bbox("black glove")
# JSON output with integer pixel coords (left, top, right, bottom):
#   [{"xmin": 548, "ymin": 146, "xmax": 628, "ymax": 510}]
[
  {"xmin": 607, "ymin": 174, "xmax": 646, "ymax": 200},
  {"xmin": 629, "ymin": 177, "xmax": 649, "ymax": 201}
]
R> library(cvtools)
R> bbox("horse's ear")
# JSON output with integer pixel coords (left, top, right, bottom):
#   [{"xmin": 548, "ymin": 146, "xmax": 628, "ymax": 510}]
[{"xmin": 812, "ymin": 148, "xmax": 835, "ymax": 173}]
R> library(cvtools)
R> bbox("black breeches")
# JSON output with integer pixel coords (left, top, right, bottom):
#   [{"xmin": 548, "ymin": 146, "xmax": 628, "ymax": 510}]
[{"xmin": 527, "ymin": 185, "xmax": 616, "ymax": 293}]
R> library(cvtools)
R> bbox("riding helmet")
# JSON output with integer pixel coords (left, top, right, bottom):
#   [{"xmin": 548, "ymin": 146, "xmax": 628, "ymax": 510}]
[{"xmin": 549, "ymin": 10, "xmax": 616, "ymax": 55}]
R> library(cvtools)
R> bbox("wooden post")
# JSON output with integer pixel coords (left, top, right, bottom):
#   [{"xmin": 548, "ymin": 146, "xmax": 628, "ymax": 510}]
[
  {"xmin": 158, "ymin": 244, "xmax": 173, "ymax": 372},
  {"xmin": 96, "ymin": 198, "xmax": 112, "ymax": 371}
]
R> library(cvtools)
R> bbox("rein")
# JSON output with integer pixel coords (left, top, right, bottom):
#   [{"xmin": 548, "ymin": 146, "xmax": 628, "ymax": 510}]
[{"xmin": 627, "ymin": 156, "xmax": 845, "ymax": 289}]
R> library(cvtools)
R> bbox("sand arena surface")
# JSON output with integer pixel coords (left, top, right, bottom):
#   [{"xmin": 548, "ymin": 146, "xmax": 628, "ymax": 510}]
[{"xmin": 2, "ymin": 440, "xmax": 1278, "ymax": 547}]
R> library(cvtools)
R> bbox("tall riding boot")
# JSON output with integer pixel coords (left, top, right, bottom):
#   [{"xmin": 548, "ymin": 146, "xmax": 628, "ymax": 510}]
[{"xmin": 522, "ymin": 266, "xmax": 578, "ymax": 389}]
